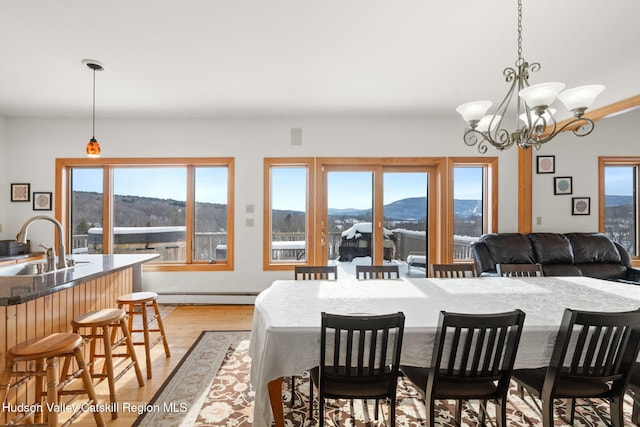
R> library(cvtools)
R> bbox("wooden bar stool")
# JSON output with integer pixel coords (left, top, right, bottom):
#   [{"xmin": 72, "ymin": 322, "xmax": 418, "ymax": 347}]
[
  {"xmin": 61, "ymin": 308, "xmax": 145, "ymax": 419},
  {"xmin": 0, "ymin": 332, "xmax": 105, "ymax": 427},
  {"xmin": 117, "ymin": 291, "xmax": 170, "ymax": 379}
]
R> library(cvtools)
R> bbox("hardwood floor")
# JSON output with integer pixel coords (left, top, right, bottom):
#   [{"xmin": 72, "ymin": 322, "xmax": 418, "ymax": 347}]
[{"xmin": 63, "ymin": 304, "xmax": 254, "ymax": 426}]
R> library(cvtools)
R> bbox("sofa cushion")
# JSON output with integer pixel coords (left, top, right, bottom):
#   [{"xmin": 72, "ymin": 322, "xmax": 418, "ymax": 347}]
[
  {"xmin": 566, "ymin": 233, "xmax": 622, "ymax": 264},
  {"xmin": 542, "ymin": 264, "xmax": 582, "ymax": 277},
  {"xmin": 528, "ymin": 233, "xmax": 574, "ymax": 265},
  {"xmin": 480, "ymin": 233, "xmax": 536, "ymax": 264},
  {"xmin": 577, "ymin": 264, "xmax": 628, "ymax": 280}
]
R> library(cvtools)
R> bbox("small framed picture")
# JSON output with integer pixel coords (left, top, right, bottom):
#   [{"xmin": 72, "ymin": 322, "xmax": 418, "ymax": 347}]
[
  {"xmin": 536, "ymin": 155, "xmax": 555, "ymax": 174},
  {"xmin": 554, "ymin": 176, "xmax": 573, "ymax": 195},
  {"xmin": 572, "ymin": 197, "xmax": 591, "ymax": 215},
  {"xmin": 10, "ymin": 183, "xmax": 30, "ymax": 202},
  {"xmin": 33, "ymin": 192, "xmax": 52, "ymax": 211}
]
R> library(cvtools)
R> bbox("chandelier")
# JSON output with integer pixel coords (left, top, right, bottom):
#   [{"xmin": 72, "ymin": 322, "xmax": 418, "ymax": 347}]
[{"xmin": 455, "ymin": 0, "xmax": 604, "ymax": 153}]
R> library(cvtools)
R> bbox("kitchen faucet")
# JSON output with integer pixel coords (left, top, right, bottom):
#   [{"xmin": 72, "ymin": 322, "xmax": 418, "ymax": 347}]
[{"xmin": 15, "ymin": 215, "xmax": 67, "ymax": 271}]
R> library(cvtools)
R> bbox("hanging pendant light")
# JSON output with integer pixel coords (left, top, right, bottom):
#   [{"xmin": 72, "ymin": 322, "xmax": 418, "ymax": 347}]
[{"xmin": 82, "ymin": 59, "xmax": 105, "ymax": 158}]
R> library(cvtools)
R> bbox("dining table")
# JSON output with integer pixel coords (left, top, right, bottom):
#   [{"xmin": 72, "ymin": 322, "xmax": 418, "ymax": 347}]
[{"xmin": 248, "ymin": 275, "xmax": 640, "ymax": 427}]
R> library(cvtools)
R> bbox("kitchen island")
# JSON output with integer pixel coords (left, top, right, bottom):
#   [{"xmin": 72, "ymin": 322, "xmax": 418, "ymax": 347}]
[{"xmin": 0, "ymin": 253, "xmax": 158, "ymax": 412}]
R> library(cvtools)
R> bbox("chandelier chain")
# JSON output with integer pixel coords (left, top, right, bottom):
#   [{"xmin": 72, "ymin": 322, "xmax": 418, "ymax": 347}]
[{"xmin": 517, "ymin": 0, "xmax": 523, "ymax": 64}]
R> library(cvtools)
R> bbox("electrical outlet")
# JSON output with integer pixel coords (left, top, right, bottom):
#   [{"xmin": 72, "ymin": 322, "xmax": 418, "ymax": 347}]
[{"xmin": 536, "ymin": 216, "xmax": 542, "ymax": 225}]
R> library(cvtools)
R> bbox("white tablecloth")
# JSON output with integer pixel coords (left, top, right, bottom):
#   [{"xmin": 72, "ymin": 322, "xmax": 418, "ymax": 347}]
[{"xmin": 248, "ymin": 276, "xmax": 640, "ymax": 427}]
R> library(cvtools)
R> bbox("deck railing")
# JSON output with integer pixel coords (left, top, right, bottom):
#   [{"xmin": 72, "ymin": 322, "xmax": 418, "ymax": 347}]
[{"xmin": 72, "ymin": 230, "xmax": 479, "ymax": 262}]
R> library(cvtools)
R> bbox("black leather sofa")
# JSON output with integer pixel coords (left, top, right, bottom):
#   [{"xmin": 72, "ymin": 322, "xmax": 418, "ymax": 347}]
[{"xmin": 471, "ymin": 232, "xmax": 640, "ymax": 284}]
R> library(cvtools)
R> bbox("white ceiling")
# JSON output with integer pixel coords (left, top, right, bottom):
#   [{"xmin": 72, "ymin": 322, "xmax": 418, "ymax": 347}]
[{"xmin": 1, "ymin": 0, "xmax": 639, "ymax": 119}]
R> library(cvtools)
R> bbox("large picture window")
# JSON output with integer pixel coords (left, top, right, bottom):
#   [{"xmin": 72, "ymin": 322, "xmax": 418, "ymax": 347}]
[
  {"xmin": 57, "ymin": 158, "xmax": 234, "ymax": 271},
  {"xmin": 600, "ymin": 157, "xmax": 638, "ymax": 257}
]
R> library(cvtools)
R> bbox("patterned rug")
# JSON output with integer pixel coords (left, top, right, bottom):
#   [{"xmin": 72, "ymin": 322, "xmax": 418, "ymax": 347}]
[{"xmin": 135, "ymin": 331, "xmax": 637, "ymax": 426}]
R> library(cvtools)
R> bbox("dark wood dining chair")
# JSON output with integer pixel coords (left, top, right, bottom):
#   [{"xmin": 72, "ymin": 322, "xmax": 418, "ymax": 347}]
[
  {"xmin": 512, "ymin": 308, "xmax": 640, "ymax": 427},
  {"xmin": 309, "ymin": 312, "xmax": 405, "ymax": 427},
  {"xmin": 430, "ymin": 263, "xmax": 476, "ymax": 278},
  {"xmin": 400, "ymin": 309, "xmax": 525, "ymax": 427},
  {"xmin": 355, "ymin": 264, "xmax": 400, "ymax": 279},
  {"xmin": 294, "ymin": 265, "xmax": 338, "ymax": 281},
  {"xmin": 496, "ymin": 263, "xmax": 544, "ymax": 277},
  {"xmin": 628, "ymin": 364, "xmax": 640, "ymax": 425},
  {"xmin": 289, "ymin": 265, "xmax": 338, "ymax": 406}
]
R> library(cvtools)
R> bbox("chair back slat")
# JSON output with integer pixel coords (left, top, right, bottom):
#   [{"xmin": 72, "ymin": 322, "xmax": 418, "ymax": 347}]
[
  {"xmin": 294, "ymin": 265, "xmax": 337, "ymax": 281},
  {"xmin": 433, "ymin": 310, "xmax": 525, "ymax": 385},
  {"xmin": 550, "ymin": 309, "xmax": 640, "ymax": 384},
  {"xmin": 496, "ymin": 263, "xmax": 543, "ymax": 277},
  {"xmin": 469, "ymin": 328, "xmax": 487, "ymax": 375},
  {"xmin": 491, "ymin": 327, "xmax": 510, "ymax": 376},
  {"xmin": 459, "ymin": 328, "xmax": 475, "ymax": 375},
  {"xmin": 430, "ymin": 263, "xmax": 476, "ymax": 278},
  {"xmin": 356, "ymin": 265, "xmax": 400, "ymax": 280}
]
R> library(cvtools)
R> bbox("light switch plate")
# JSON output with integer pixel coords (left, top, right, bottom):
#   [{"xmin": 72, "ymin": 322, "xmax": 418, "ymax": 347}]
[{"xmin": 246, "ymin": 218, "xmax": 254, "ymax": 227}]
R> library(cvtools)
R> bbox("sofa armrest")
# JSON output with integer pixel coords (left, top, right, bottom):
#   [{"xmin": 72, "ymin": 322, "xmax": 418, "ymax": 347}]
[{"xmin": 471, "ymin": 241, "xmax": 495, "ymax": 275}]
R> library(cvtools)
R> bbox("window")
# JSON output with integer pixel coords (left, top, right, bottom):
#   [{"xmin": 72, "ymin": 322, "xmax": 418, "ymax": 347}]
[
  {"xmin": 449, "ymin": 158, "xmax": 498, "ymax": 261},
  {"xmin": 57, "ymin": 158, "xmax": 234, "ymax": 271},
  {"xmin": 600, "ymin": 158, "xmax": 638, "ymax": 257},
  {"xmin": 263, "ymin": 158, "xmax": 314, "ymax": 270},
  {"xmin": 265, "ymin": 157, "xmax": 498, "ymax": 270}
]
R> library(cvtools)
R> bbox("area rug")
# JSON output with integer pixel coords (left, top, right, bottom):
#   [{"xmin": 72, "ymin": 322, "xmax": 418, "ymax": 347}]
[{"xmin": 136, "ymin": 331, "xmax": 636, "ymax": 426}]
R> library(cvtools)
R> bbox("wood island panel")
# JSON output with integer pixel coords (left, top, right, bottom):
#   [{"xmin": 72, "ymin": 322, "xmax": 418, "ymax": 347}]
[{"xmin": 0, "ymin": 268, "xmax": 133, "ymax": 420}]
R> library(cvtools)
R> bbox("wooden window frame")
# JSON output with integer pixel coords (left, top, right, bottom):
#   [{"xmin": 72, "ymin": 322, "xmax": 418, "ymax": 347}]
[
  {"xmin": 55, "ymin": 157, "xmax": 234, "ymax": 272},
  {"xmin": 598, "ymin": 156, "xmax": 640, "ymax": 266},
  {"xmin": 263, "ymin": 158, "xmax": 315, "ymax": 271},
  {"xmin": 447, "ymin": 157, "xmax": 499, "ymax": 262}
]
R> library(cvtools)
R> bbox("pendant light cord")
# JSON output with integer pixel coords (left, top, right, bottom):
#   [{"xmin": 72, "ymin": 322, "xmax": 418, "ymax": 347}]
[{"xmin": 92, "ymin": 67, "xmax": 96, "ymax": 139}]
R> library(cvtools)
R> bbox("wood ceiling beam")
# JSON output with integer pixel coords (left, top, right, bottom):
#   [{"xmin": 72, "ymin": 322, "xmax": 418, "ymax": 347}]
[{"xmin": 553, "ymin": 94, "xmax": 640, "ymax": 132}]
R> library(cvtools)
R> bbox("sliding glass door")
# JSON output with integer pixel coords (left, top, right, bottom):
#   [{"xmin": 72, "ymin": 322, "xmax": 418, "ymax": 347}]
[{"xmin": 319, "ymin": 162, "xmax": 433, "ymax": 275}]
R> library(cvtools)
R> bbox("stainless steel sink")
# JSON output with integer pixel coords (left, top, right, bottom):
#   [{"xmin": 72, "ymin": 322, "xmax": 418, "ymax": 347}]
[{"xmin": 0, "ymin": 261, "xmax": 90, "ymax": 278}]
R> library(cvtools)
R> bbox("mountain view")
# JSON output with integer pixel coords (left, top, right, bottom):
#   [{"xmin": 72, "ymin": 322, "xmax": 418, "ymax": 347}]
[
  {"xmin": 71, "ymin": 191, "xmax": 228, "ymax": 234},
  {"xmin": 328, "ymin": 197, "xmax": 482, "ymax": 220},
  {"xmin": 71, "ymin": 191, "xmax": 635, "ymax": 234}
]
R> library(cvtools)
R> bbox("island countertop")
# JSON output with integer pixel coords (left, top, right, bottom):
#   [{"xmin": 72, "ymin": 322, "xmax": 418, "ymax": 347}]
[{"xmin": 0, "ymin": 254, "xmax": 159, "ymax": 306}]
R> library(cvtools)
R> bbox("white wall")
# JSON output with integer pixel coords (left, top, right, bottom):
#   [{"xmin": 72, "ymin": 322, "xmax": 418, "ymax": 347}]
[
  {"xmin": 531, "ymin": 109, "xmax": 640, "ymax": 233},
  {"xmin": 0, "ymin": 116, "xmax": 7, "ymax": 240},
  {"xmin": 6, "ymin": 111, "xmax": 637, "ymax": 302}
]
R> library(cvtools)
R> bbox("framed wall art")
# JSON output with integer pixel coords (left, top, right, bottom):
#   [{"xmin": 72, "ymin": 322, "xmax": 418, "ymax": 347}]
[
  {"xmin": 554, "ymin": 176, "xmax": 573, "ymax": 195},
  {"xmin": 536, "ymin": 155, "xmax": 555, "ymax": 174},
  {"xmin": 10, "ymin": 183, "xmax": 30, "ymax": 202},
  {"xmin": 572, "ymin": 197, "xmax": 591, "ymax": 215},
  {"xmin": 33, "ymin": 192, "xmax": 52, "ymax": 211}
]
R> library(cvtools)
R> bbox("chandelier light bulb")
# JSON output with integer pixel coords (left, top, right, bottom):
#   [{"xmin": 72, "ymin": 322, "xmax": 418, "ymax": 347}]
[
  {"xmin": 477, "ymin": 115, "xmax": 502, "ymax": 133},
  {"xmin": 557, "ymin": 85, "xmax": 605, "ymax": 112},
  {"xmin": 519, "ymin": 108, "xmax": 556, "ymax": 124},
  {"xmin": 456, "ymin": 100, "xmax": 493, "ymax": 124},
  {"xmin": 518, "ymin": 82, "xmax": 565, "ymax": 109}
]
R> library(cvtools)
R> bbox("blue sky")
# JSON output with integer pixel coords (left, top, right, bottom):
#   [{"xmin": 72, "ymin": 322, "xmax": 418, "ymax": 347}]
[
  {"xmin": 605, "ymin": 166, "xmax": 634, "ymax": 196},
  {"xmin": 72, "ymin": 167, "xmax": 228, "ymax": 203},
  {"xmin": 74, "ymin": 164, "xmax": 631, "ymax": 212}
]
